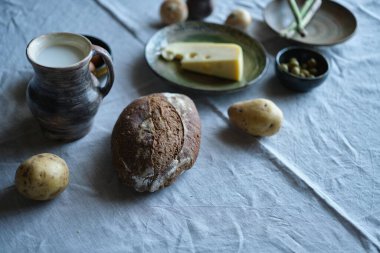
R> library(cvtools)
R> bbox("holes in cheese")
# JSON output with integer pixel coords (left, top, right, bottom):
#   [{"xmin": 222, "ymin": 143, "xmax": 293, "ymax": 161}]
[{"xmin": 161, "ymin": 42, "xmax": 244, "ymax": 81}]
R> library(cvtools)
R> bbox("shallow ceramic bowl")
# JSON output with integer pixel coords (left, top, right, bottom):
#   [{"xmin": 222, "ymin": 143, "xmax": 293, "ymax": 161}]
[
  {"xmin": 145, "ymin": 21, "xmax": 268, "ymax": 93},
  {"xmin": 264, "ymin": 0, "xmax": 357, "ymax": 46},
  {"xmin": 275, "ymin": 47, "xmax": 329, "ymax": 92}
]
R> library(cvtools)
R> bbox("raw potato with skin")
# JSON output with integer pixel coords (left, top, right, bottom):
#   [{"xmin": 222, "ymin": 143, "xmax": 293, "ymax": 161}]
[
  {"xmin": 228, "ymin": 98, "xmax": 283, "ymax": 136},
  {"xmin": 15, "ymin": 153, "xmax": 69, "ymax": 201},
  {"xmin": 225, "ymin": 8, "xmax": 252, "ymax": 30},
  {"xmin": 160, "ymin": 0, "xmax": 188, "ymax": 25}
]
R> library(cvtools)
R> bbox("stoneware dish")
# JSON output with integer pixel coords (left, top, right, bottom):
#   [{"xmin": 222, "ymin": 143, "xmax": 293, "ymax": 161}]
[
  {"xmin": 264, "ymin": 0, "xmax": 357, "ymax": 46},
  {"xmin": 275, "ymin": 46, "xmax": 329, "ymax": 92},
  {"xmin": 145, "ymin": 21, "xmax": 268, "ymax": 93}
]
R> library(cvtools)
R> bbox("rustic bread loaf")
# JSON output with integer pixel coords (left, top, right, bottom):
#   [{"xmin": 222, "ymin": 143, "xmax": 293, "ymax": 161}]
[{"xmin": 111, "ymin": 93, "xmax": 201, "ymax": 192}]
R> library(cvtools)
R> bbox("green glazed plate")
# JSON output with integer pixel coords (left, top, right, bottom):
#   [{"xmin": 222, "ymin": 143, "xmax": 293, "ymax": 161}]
[{"xmin": 145, "ymin": 21, "xmax": 268, "ymax": 93}]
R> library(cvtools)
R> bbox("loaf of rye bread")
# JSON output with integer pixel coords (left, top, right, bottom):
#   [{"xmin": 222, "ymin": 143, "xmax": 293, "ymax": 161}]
[{"xmin": 111, "ymin": 93, "xmax": 201, "ymax": 192}]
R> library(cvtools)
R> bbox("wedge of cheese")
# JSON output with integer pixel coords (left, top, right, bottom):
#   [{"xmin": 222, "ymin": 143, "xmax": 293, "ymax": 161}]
[{"xmin": 161, "ymin": 42, "xmax": 244, "ymax": 81}]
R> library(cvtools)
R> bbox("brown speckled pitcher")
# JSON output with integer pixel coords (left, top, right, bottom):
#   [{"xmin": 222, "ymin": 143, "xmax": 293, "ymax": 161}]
[{"xmin": 26, "ymin": 33, "xmax": 114, "ymax": 141}]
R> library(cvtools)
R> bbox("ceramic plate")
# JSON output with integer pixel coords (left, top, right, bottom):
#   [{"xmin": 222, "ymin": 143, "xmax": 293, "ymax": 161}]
[
  {"xmin": 145, "ymin": 22, "xmax": 268, "ymax": 93},
  {"xmin": 264, "ymin": 0, "xmax": 357, "ymax": 46}
]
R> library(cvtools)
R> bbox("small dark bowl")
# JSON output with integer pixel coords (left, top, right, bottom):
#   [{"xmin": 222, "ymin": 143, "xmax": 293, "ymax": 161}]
[{"xmin": 275, "ymin": 47, "xmax": 329, "ymax": 92}]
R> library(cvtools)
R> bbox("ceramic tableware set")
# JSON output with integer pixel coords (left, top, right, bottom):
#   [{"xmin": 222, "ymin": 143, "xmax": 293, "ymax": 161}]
[
  {"xmin": 25, "ymin": 0, "xmax": 356, "ymax": 141},
  {"xmin": 16, "ymin": 0, "xmax": 357, "ymax": 200}
]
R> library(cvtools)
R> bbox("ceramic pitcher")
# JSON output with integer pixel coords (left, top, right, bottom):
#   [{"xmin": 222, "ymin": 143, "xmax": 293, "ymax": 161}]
[{"xmin": 26, "ymin": 33, "xmax": 114, "ymax": 141}]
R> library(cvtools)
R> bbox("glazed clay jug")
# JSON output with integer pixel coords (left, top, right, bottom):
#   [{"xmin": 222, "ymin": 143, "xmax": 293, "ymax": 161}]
[{"xmin": 26, "ymin": 33, "xmax": 114, "ymax": 141}]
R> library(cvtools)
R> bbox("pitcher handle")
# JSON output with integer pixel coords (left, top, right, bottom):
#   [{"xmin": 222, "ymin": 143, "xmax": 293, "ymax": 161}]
[{"xmin": 91, "ymin": 45, "xmax": 114, "ymax": 97}]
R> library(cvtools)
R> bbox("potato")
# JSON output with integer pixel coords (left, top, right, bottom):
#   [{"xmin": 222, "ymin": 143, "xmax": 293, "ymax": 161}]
[
  {"xmin": 15, "ymin": 153, "xmax": 69, "ymax": 201},
  {"xmin": 160, "ymin": 0, "xmax": 188, "ymax": 25},
  {"xmin": 225, "ymin": 8, "xmax": 252, "ymax": 30},
  {"xmin": 228, "ymin": 98, "xmax": 283, "ymax": 137},
  {"xmin": 89, "ymin": 62, "xmax": 96, "ymax": 73}
]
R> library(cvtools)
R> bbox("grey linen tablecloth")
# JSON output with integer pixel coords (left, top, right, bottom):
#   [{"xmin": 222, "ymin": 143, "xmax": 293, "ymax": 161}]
[{"xmin": 1, "ymin": 0, "xmax": 379, "ymax": 252}]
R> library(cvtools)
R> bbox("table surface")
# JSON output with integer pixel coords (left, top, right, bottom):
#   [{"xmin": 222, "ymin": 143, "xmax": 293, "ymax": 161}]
[{"xmin": 1, "ymin": 0, "xmax": 379, "ymax": 252}]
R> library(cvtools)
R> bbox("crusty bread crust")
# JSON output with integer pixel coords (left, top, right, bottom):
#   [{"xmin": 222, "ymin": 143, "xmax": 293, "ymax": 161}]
[{"xmin": 111, "ymin": 93, "xmax": 201, "ymax": 192}]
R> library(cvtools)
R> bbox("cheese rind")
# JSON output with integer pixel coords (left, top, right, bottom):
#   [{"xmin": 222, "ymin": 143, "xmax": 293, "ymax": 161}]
[{"xmin": 161, "ymin": 42, "xmax": 244, "ymax": 81}]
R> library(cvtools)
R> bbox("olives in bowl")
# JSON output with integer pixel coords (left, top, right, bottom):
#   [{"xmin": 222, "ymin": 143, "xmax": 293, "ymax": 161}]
[{"xmin": 275, "ymin": 47, "xmax": 329, "ymax": 92}]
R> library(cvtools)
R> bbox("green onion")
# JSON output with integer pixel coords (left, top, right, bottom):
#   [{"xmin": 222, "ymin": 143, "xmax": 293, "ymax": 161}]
[
  {"xmin": 280, "ymin": 0, "xmax": 322, "ymax": 38},
  {"xmin": 287, "ymin": 0, "xmax": 305, "ymax": 36}
]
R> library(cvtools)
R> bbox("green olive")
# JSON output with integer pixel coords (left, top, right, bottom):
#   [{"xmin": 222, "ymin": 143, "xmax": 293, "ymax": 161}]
[
  {"xmin": 301, "ymin": 69, "xmax": 310, "ymax": 76},
  {"xmin": 280, "ymin": 63, "xmax": 289, "ymax": 72},
  {"xmin": 282, "ymin": 57, "xmax": 320, "ymax": 78},
  {"xmin": 291, "ymin": 66, "xmax": 301, "ymax": 75},
  {"xmin": 309, "ymin": 68, "xmax": 318, "ymax": 75},
  {"xmin": 289, "ymin": 57, "xmax": 299, "ymax": 68},
  {"xmin": 307, "ymin": 58, "xmax": 317, "ymax": 68}
]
